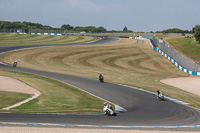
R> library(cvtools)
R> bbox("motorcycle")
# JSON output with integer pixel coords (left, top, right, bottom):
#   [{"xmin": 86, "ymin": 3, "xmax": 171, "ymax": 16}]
[
  {"xmin": 13, "ymin": 61, "xmax": 17, "ymax": 67},
  {"xmin": 103, "ymin": 105, "xmax": 117, "ymax": 116},
  {"xmin": 99, "ymin": 75, "xmax": 104, "ymax": 83},
  {"xmin": 157, "ymin": 92, "xmax": 164, "ymax": 101}
]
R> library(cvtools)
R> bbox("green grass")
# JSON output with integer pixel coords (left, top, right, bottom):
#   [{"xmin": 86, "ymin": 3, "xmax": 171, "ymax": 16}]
[
  {"xmin": 0, "ymin": 33, "xmax": 99, "ymax": 46},
  {"xmin": 0, "ymin": 91, "xmax": 31, "ymax": 109},
  {"xmin": 167, "ymin": 36, "xmax": 200, "ymax": 63},
  {"xmin": 0, "ymin": 69, "xmax": 105, "ymax": 113}
]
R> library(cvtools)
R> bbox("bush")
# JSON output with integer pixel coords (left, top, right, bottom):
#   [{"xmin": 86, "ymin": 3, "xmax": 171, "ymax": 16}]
[{"xmin": 194, "ymin": 25, "xmax": 200, "ymax": 43}]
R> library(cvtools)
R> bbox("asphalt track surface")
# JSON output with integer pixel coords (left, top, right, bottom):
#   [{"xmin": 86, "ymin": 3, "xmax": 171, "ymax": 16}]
[{"xmin": 0, "ymin": 37, "xmax": 200, "ymax": 130}]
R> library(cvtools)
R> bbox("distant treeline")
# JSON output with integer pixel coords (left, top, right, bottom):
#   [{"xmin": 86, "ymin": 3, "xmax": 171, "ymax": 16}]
[
  {"xmin": 0, "ymin": 21, "xmax": 54, "ymax": 33},
  {"xmin": 0, "ymin": 20, "xmax": 196, "ymax": 34},
  {"xmin": 155, "ymin": 28, "xmax": 193, "ymax": 33},
  {"xmin": 0, "ymin": 21, "xmax": 133, "ymax": 33},
  {"xmin": 194, "ymin": 25, "xmax": 200, "ymax": 43}
]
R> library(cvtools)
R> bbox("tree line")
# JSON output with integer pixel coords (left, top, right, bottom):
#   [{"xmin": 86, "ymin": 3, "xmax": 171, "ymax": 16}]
[
  {"xmin": 194, "ymin": 25, "xmax": 200, "ymax": 43},
  {"xmin": 0, "ymin": 21, "xmax": 54, "ymax": 33},
  {"xmin": 0, "ymin": 21, "xmax": 132, "ymax": 33},
  {"xmin": 155, "ymin": 28, "xmax": 193, "ymax": 33}
]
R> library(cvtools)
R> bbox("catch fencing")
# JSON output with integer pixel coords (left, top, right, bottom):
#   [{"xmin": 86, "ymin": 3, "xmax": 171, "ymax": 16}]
[{"xmin": 141, "ymin": 34, "xmax": 200, "ymax": 73}]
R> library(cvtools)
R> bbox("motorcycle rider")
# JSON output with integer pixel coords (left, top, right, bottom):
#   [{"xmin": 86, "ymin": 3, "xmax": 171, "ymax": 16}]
[
  {"xmin": 13, "ymin": 61, "xmax": 17, "ymax": 67},
  {"xmin": 103, "ymin": 102, "xmax": 112, "ymax": 115},
  {"xmin": 157, "ymin": 90, "xmax": 162, "ymax": 97},
  {"xmin": 157, "ymin": 90, "xmax": 165, "ymax": 100},
  {"xmin": 99, "ymin": 74, "xmax": 104, "ymax": 82}
]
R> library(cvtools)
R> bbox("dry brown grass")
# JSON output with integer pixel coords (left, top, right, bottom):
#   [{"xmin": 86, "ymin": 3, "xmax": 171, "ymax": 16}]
[
  {"xmin": 152, "ymin": 33, "xmax": 175, "ymax": 39},
  {"xmin": 0, "ymin": 33, "xmax": 99, "ymax": 46},
  {"xmin": 1, "ymin": 38, "xmax": 200, "ymax": 108},
  {"xmin": 73, "ymin": 32, "xmax": 138, "ymax": 37}
]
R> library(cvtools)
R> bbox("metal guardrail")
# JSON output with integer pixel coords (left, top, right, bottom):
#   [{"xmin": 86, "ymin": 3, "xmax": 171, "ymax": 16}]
[{"xmin": 141, "ymin": 34, "xmax": 200, "ymax": 72}]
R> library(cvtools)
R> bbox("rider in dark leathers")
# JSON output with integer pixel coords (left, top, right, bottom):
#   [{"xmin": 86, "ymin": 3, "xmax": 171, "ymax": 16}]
[
  {"xmin": 99, "ymin": 74, "xmax": 104, "ymax": 82},
  {"xmin": 157, "ymin": 90, "xmax": 161, "ymax": 97}
]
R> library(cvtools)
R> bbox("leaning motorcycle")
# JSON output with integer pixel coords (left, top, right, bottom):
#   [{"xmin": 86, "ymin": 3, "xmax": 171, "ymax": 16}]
[
  {"xmin": 157, "ymin": 92, "xmax": 165, "ymax": 101},
  {"xmin": 99, "ymin": 76, "xmax": 104, "ymax": 83},
  {"xmin": 103, "ymin": 105, "xmax": 117, "ymax": 116},
  {"xmin": 13, "ymin": 61, "xmax": 17, "ymax": 67}
]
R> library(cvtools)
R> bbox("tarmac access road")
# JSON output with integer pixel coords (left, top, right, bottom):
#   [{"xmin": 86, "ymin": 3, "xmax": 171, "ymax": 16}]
[{"xmin": 0, "ymin": 37, "xmax": 200, "ymax": 131}]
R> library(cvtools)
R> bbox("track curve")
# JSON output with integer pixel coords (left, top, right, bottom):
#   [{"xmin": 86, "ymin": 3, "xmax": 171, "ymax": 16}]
[{"xmin": 0, "ymin": 37, "xmax": 200, "ymax": 129}]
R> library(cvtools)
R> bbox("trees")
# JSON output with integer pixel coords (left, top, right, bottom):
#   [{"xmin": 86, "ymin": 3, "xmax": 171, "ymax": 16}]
[
  {"xmin": 123, "ymin": 26, "xmax": 128, "ymax": 32},
  {"xmin": 0, "ymin": 20, "xmax": 129, "ymax": 33},
  {"xmin": 0, "ymin": 21, "xmax": 54, "ymax": 33},
  {"xmin": 92, "ymin": 26, "xmax": 107, "ymax": 33},
  {"xmin": 194, "ymin": 25, "xmax": 200, "ymax": 43},
  {"xmin": 122, "ymin": 26, "xmax": 133, "ymax": 32},
  {"xmin": 156, "ymin": 28, "xmax": 192, "ymax": 33},
  {"xmin": 73, "ymin": 26, "xmax": 106, "ymax": 33},
  {"xmin": 163, "ymin": 28, "xmax": 183, "ymax": 33},
  {"xmin": 61, "ymin": 24, "xmax": 74, "ymax": 30}
]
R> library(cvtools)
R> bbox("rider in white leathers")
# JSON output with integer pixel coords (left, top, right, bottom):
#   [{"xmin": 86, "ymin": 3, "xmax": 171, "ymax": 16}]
[
  {"xmin": 157, "ymin": 90, "xmax": 164, "ymax": 100},
  {"xmin": 103, "ymin": 102, "xmax": 113, "ymax": 115}
]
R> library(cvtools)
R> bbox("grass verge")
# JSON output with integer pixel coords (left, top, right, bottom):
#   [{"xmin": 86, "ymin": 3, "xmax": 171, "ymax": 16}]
[
  {"xmin": 0, "ymin": 91, "xmax": 31, "ymax": 109},
  {"xmin": 167, "ymin": 36, "xmax": 200, "ymax": 63},
  {"xmin": 0, "ymin": 69, "xmax": 105, "ymax": 113}
]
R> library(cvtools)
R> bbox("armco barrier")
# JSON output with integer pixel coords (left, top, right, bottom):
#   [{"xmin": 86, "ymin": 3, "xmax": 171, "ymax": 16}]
[
  {"xmin": 31, "ymin": 33, "xmax": 62, "ymax": 35},
  {"xmin": 141, "ymin": 34, "xmax": 200, "ymax": 72},
  {"xmin": 135, "ymin": 36, "xmax": 200, "ymax": 76}
]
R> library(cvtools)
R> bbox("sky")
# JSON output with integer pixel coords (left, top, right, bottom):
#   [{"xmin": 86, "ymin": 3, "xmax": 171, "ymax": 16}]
[{"xmin": 0, "ymin": 0, "xmax": 200, "ymax": 32}]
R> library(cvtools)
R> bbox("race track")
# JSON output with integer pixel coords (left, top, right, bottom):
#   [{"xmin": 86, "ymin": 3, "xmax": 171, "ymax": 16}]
[{"xmin": 0, "ymin": 37, "xmax": 200, "ymax": 130}]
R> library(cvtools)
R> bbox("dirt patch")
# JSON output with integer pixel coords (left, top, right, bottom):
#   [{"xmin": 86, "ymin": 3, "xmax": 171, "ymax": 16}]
[
  {"xmin": 160, "ymin": 76, "xmax": 200, "ymax": 96},
  {"xmin": 0, "ymin": 76, "xmax": 41, "ymax": 95},
  {"xmin": 0, "ymin": 76, "xmax": 41, "ymax": 110}
]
